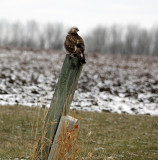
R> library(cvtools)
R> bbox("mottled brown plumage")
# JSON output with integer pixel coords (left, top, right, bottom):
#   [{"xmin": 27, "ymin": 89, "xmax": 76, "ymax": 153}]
[{"xmin": 64, "ymin": 27, "xmax": 86, "ymax": 63}]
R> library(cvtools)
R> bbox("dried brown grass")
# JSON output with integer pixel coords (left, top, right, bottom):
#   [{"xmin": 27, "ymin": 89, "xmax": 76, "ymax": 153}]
[
  {"xmin": 31, "ymin": 108, "xmax": 80, "ymax": 160},
  {"xmin": 53, "ymin": 118, "xmax": 79, "ymax": 160}
]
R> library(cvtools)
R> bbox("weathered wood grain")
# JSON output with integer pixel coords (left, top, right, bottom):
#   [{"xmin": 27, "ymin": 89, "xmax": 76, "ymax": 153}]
[{"xmin": 34, "ymin": 54, "xmax": 83, "ymax": 160}]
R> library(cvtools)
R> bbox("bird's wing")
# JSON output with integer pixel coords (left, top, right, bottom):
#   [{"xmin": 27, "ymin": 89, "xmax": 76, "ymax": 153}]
[
  {"xmin": 76, "ymin": 35, "xmax": 85, "ymax": 51},
  {"xmin": 64, "ymin": 34, "xmax": 77, "ymax": 53}
]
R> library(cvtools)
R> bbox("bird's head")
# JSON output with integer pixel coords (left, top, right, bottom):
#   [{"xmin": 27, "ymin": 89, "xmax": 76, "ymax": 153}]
[{"xmin": 68, "ymin": 27, "xmax": 79, "ymax": 34}]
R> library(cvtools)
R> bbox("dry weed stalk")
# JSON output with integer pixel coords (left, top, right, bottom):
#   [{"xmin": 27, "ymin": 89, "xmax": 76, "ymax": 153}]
[
  {"xmin": 53, "ymin": 117, "xmax": 79, "ymax": 160},
  {"xmin": 31, "ymin": 111, "xmax": 79, "ymax": 160}
]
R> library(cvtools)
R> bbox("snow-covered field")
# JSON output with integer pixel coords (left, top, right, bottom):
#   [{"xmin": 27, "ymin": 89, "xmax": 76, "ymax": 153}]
[{"xmin": 0, "ymin": 49, "xmax": 158, "ymax": 115}]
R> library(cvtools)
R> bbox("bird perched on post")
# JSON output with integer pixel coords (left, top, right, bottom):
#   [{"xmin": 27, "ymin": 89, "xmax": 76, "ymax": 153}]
[{"xmin": 64, "ymin": 27, "xmax": 86, "ymax": 64}]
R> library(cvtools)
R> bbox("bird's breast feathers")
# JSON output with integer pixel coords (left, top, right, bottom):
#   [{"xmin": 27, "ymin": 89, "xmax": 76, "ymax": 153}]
[{"xmin": 65, "ymin": 33, "xmax": 85, "ymax": 53}]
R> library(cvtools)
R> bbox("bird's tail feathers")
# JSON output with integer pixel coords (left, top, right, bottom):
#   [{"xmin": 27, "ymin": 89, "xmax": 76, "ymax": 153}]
[{"xmin": 81, "ymin": 50, "xmax": 86, "ymax": 64}]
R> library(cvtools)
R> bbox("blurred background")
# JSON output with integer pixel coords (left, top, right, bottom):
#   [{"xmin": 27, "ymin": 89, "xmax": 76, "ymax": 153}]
[
  {"xmin": 0, "ymin": 0, "xmax": 158, "ymax": 55},
  {"xmin": 0, "ymin": 0, "xmax": 158, "ymax": 115}
]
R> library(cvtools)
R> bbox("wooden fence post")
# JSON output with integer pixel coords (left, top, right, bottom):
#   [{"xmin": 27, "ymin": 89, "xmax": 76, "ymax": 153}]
[{"xmin": 34, "ymin": 54, "xmax": 83, "ymax": 160}]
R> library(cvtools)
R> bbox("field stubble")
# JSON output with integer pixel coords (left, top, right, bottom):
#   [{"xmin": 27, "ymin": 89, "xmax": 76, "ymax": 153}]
[{"xmin": 0, "ymin": 49, "xmax": 158, "ymax": 115}]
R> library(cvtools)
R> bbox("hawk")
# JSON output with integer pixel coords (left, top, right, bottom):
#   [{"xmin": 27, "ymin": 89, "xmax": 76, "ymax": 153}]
[{"xmin": 64, "ymin": 27, "xmax": 86, "ymax": 64}]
